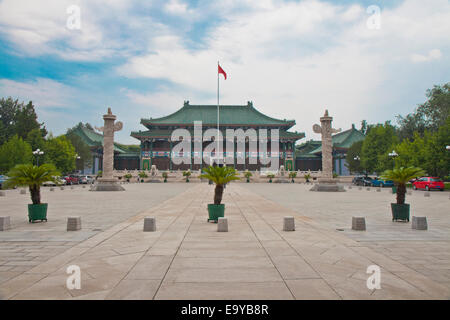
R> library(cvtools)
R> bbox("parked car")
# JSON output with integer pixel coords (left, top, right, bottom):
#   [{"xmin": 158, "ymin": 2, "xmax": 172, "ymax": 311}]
[
  {"xmin": 361, "ymin": 176, "xmax": 373, "ymax": 186},
  {"xmin": 352, "ymin": 176, "xmax": 365, "ymax": 186},
  {"xmin": 78, "ymin": 175, "xmax": 89, "ymax": 184},
  {"xmin": 64, "ymin": 175, "xmax": 79, "ymax": 185},
  {"xmin": 371, "ymin": 178, "xmax": 394, "ymax": 187},
  {"xmin": 412, "ymin": 177, "xmax": 445, "ymax": 191},
  {"xmin": 43, "ymin": 176, "xmax": 65, "ymax": 186}
]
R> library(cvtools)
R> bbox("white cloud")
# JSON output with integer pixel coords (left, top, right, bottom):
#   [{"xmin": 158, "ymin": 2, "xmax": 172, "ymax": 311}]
[
  {"xmin": 411, "ymin": 49, "xmax": 442, "ymax": 63},
  {"xmin": 164, "ymin": 0, "xmax": 191, "ymax": 15},
  {"xmin": 0, "ymin": 78, "xmax": 74, "ymax": 109}
]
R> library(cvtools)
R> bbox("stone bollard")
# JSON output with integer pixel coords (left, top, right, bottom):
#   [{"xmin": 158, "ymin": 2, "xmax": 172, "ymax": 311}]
[
  {"xmin": 358, "ymin": 187, "xmax": 362, "ymax": 190},
  {"xmin": 50, "ymin": 187, "xmax": 55, "ymax": 192},
  {"xmin": 424, "ymin": 192, "xmax": 430, "ymax": 197},
  {"xmin": 412, "ymin": 216, "xmax": 427, "ymax": 230},
  {"xmin": 283, "ymin": 216, "xmax": 295, "ymax": 231},
  {"xmin": 376, "ymin": 188, "xmax": 381, "ymax": 192},
  {"xmin": 0, "ymin": 191, "xmax": 5, "ymax": 197},
  {"xmin": 20, "ymin": 189, "xmax": 26, "ymax": 194},
  {"xmin": 348, "ymin": 186, "xmax": 352, "ymax": 189},
  {"xmin": 143, "ymin": 217, "xmax": 156, "ymax": 232},
  {"xmin": 0, "ymin": 216, "xmax": 11, "ymax": 231},
  {"xmin": 60, "ymin": 186, "xmax": 65, "ymax": 190},
  {"xmin": 407, "ymin": 190, "xmax": 412, "ymax": 195},
  {"xmin": 70, "ymin": 186, "xmax": 74, "ymax": 190},
  {"xmin": 366, "ymin": 187, "xmax": 370, "ymax": 191},
  {"xmin": 352, "ymin": 217, "xmax": 366, "ymax": 231},
  {"xmin": 82, "ymin": 185, "xmax": 86, "ymax": 189},
  {"xmin": 217, "ymin": 217, "xmax": 228, "ymax": 232},
  {"xmin": 67, "ymin": 216, "xmax": 82, "ymax": 231}
]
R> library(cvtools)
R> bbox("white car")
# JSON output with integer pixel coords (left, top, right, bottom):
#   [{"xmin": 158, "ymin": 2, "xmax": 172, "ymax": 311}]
[{"xmin": 43, "ymin": 177, "xmax": 65, "ymax": 186}]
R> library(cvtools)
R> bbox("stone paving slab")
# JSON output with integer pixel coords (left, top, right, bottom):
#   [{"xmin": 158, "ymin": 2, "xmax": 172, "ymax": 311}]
[{"xmin": 0, "ymin": 183, "xmax": 449, "ymax": 300}]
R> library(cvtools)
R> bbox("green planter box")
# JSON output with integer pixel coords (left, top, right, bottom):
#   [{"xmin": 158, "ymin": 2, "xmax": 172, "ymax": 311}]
[
  {"xmin": 391, "ymin": 203, "xmax": 410, "ymax": 222},
  {"xmin": 207, "ymin": 204, "xmax": 225, "ymax": 222},
  {"xmin": 392, "ymin": 186, "xmax": 397, "ymax": 194},
  {"xmin": 28, "ymin": 203, "xmax": 48, "ymax": 223}
]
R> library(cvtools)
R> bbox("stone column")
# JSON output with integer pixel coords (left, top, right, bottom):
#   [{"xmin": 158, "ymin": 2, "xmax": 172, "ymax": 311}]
[
  {"xmin": 91, "ymin": 108, "xmax": 125, "ymax": 191},
  {"xmin": 310, "ymin": 110, "xmax": 345, "ymax": 192}
]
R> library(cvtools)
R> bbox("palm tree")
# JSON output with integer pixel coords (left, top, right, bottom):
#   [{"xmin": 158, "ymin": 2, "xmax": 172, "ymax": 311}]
[
  {"xmin": 200, "ymin": 166, "xmax": 240, "ymax": 204},
  {"xmin": 5, "ymin": 164, "xmax": 60, "ymax": 204},
  {"xmin": 289, "ymin": 171, "xmax": 297, "ymax": 182},
  {"xmin": 243, "ymin": 171, "xmax": 252, "ymax": 182},
  {"xmin": 381, "ymin": 166, "xmax": 425, "ymax": 204}
]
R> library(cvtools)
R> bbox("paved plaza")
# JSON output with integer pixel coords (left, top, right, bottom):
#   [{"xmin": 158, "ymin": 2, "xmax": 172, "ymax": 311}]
[{"xmin": 0, "ymin": 183, "xmax": 449, "ymax": 299}]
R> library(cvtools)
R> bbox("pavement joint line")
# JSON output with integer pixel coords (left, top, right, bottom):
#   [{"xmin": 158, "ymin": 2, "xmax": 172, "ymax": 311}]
[
  {"xmin": 238, "ymin": 187, "xmax": 450, "ymax": 298},
  {"xmin": 98, "ymin": 184, "xmax": 202, "ymax": 300},
  {"xmin": 229, "ymin": 189, "xmax": 296, "ymax": 300},
  {"xmin": 233, "ymin": 186, "xmax": 344, "ymax": 300},
  {"xmin": 151, "ymin": 185, "xmax": 209, "ymax": 300},
  {"xmin": 5, "ymin": 185, "xmax": 199, "ymax": 300}
]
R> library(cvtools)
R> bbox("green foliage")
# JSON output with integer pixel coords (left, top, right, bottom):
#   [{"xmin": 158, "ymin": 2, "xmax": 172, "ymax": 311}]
[
  {"xmin": 381, "ymin": 166, "xmax": 425, "ymax": 204},
  {"xmin": 243, "ymin": 171, "xmax": 253, "ymax": 178},
  {"xmin": 345, "ymin": 140, "xmax": 364, "ymax": 174},
  {"xmin": 138, "ymin": 171, "xmax": 148, "ymax": 178},
  {"xmin": 416, "ymin": 83, "xmax": 449, "ymax": 132},
  {"xmin": 0, "ymin": 97, "xmax": 46, "ymax": 145},
  {"xmin": 124, "ymin": 173, "xmax": 132, "ymax": 179},
  {"xmin": 288, "ymin": 171, "xmax": 297, "ymax": 178},
  {"xmin": 200, "ymin": 166, "xmax": 239, "ymax": 204},
  {"xmin": 26, "ymin": 128, "xmax": 46, "ymax": 151},
  {"xmin": 200, "ymin": 166, "xmax": 240, "ymax": 186},
  {"xmin": 66, "ymin": 125, "xmax": 93, "ymax": 170},
  {"xmin": 0, "ymin": 135, "xmax": 33, "ymax": 173},
  {"xmin": 182, "ymin": 170, "xmax": 191, "ymax": 177},
  {"xmin": 97, "ymin": 170, "xmax": 102, "ymax": 177},
  {"xmin": 5, "ymin": 164, "xmax": 60, "ymax": 204},
  {"xmin": 162, "ymin": 172, "xmax": 168, "ymax": 178},
  {"xmin": 304, "ymin": 173, "xmax": 311, "ymax": 182},
  {"xmin": 361, "ymin": 122, "xmax": 397, "ymax": 174},
  {"xmin": 44, "ymin": 135, "xmax": 76, "ymax": 174},
  {"xmin": 333, "ymin": 172, "xmax": 339, "ymax": 178}
]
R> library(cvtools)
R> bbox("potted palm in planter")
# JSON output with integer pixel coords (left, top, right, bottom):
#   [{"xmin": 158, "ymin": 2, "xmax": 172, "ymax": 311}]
[
  {"xmin": 304, "ymin": 173, "xmax": 311, "ymax": 183},
  {"xmin": 124, "ymin": 173, "xmax": 132, "ymax": 183},
  {"xmin": 289, "ymin": 171, "xmax": 297, "ymax": 183},
  {"xmin": 244, "ymin": 171, "xmax": 252, "ymax": 183},
  {"xmin": 138, "ymin": 171, "xmax": 148, "ymax": 182},
  {"xmin": 200, "ymin": 166, "xmax": 240, "ymax": 222},
  {"xmin": 267, "ymin": 174, "xmax": 275, "ymax": 183},
  {"xmin": 381, "ymin": 166, "xmax": 424, "ymax": 222},
  {"xmin": 183, "ymin": 170, "xmax": 191, "ymax": 182},
  {"xmin": 162, "ymin": 172, "xmax": 168, "ymax": 183},
  {"xmin": 5, "ymin": 164, "xmax": 60, "ymax": 223}
]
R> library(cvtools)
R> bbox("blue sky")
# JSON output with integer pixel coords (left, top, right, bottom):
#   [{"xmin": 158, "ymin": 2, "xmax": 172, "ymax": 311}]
[{"xmin": 0, "ymin": 0, "xmax": 449, "ymax": 144}]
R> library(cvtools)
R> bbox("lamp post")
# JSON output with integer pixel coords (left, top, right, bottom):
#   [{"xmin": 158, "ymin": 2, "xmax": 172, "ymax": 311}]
[
  {"xmin": 446, "ymin": 145, "xmax": 450, "ymax": 150},
  {"xmin": 75, "ymin": 154, "xmax": 81, "ymax": 173},
  {"xmin": 388, "ymin": 150, "xmax": 398, "ymax": 169},
  {"xmin": 33, "ymin": 149, "xmax": 44, "ymax": 166}
]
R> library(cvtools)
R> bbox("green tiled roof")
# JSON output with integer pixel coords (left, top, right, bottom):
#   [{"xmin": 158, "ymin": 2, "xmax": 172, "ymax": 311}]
[
  {"xmin": 71, "ymin": 124, "xmax": 127, "ymax": 153},
  {"xmin": 309, "ymin": 125, "xmax": 365, "ymax": 154},
  {"xmin": 295, "ymin": 140, "xmax": 321, "ymax": 159},
  {"xmin": 141, "ymin": 101, "xmax": 296, "ymax": 127}
]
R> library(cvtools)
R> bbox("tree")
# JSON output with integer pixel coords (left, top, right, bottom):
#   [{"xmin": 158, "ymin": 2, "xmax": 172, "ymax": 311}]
[
  {"xmin": 394, "ymin": 132, "xmax": 427, "ymax": 169},
  {"xmin": 66, "ymin": 129, "xmax": 92, "ymax": 170},
  {"xmin": 381, "ymin": 167, "xmax": 425, "ymax": 205},
  {"xmin": 44, "ymin": 135, "xmax": 76, "ymax": 174},
  {"xmin": 416, "ymin": 83, "xmax": 449, "ymax": 132},
  {"xmin": 0, "ymin": 97, "xmax": 47, "ymax": 145},
  {"xmin": 200, "ymin": 166, "xmax": 240, "ymax": 204},
  {"xmin": 423, "ymin": 117, "xmax": 450, "ymax": 177},
  {"xmin": 360, "ymin": 122, "xmax": 397, "ymax": 174},
  {"xmin": 395, "ymin": 112, "xmax": 426, "ymax": 141},
  {"xmin": 26, "ymin": 128, "xmax": 46, "ymax": 151},
  {"xmin": 0, "ymin": 135, "xmax": 33, "ymax": 173},
  {"xmin": 345, "ymin": 140, "xmax": 364, "ymax": 174}
]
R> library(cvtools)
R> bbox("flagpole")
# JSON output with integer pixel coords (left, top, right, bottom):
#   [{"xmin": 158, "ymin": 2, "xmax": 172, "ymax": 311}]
[{"xmin": 217, "ymin": 61, "xmax": 220, "ymax": 165}]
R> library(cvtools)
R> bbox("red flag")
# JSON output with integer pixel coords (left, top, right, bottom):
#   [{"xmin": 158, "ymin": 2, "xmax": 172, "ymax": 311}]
[{"xmin": 218, "ymin": 64, "xmax": 227, "ymax": 80}]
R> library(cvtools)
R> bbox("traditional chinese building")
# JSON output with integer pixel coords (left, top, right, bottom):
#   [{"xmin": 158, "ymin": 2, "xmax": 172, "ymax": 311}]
[
  {"xmin": 71, "ymin": 124, "xmax": 139, "ymax": 174},
  {"xmin": 131, "ymin": 101, "xmax": 305, "ymax": 171},
  {"xmin": 295, "ymin": 124, "xmax": 365, "ymax": 175}
]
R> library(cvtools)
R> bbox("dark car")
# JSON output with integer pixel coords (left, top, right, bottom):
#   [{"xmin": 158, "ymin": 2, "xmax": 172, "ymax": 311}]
[
  {"xmin": 361, "ymin": 176, "xmax": 373, "ymax": 186},
  {"xmin": 352, "ymin": 176, "xmax": 365, "ymax": 186}
]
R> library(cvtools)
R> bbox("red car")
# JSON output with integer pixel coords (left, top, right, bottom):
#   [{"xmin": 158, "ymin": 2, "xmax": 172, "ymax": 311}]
[
  {"xmin": 64, "ymin": 175, "xmax": 79, "ymax": 185},
  {"xmin": 412, "ymin": 177, "xmax": 445, "ymax": 191}
]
